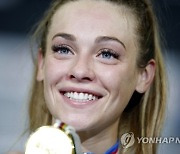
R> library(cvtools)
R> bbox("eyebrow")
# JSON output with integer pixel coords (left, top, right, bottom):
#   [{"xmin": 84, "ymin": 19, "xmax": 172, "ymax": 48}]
[
  {"xmin": 95, "ymin": 36, "xmax": 126, "ymax": 50},
  {"xmin": 52, "ymin": 33, "xmax": 76, "ymax": 41},
  {"xmin": 52, "ymin": 33, "xmax": 126, "ymax": 49}
]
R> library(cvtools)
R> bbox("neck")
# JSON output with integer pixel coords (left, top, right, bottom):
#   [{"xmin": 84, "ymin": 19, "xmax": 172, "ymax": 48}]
[{"xmin": 78, "ymin": 120, "xmax": 119, "ymax": 153}]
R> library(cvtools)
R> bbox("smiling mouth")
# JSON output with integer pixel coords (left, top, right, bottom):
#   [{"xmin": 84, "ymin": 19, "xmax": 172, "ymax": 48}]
[{"xmin": 61, "ymin": 91, "xmax": 103, "ymax": 102}]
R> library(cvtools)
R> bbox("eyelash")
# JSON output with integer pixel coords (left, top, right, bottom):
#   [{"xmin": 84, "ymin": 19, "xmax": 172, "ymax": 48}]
[
  {"xmin": 51, "ymin": 44, "xmax": 73, "ymax": 55},
  {"xmin": 51, "ymin": 45, "xmax": 119, "ymax": 60},
  {"xmin": 97, "ymin": 49, "xmax": 119, "ymax": 60}
]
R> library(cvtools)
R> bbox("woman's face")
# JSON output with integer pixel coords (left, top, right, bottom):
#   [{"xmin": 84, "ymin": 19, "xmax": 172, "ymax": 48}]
[{"xmin": 38, "ymin": 0, "xmax": 144, "ymax": 132}]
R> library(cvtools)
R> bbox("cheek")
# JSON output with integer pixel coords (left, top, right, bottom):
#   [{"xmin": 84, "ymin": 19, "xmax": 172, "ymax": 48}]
[
  {"xmin": 95, "ymin": 66, "xmax": 138, "ymax": 122},
  {"xmin": 43, "ymin": 58, "xmax": 69, "ymax": 86},
  {"xmin": 97, "ymin": 65, "xmax": 137, "ymax": 92},
  {"xmin": 43, "ymin": 59, "xmax": 68, "ymax": 102},
  {"xmin": 42, "ymin": 58, "xmax": 72, "ymax": 115},
  {"xmin": 97, "ymin": 64, "xmax": 138, "ymax": 110}
]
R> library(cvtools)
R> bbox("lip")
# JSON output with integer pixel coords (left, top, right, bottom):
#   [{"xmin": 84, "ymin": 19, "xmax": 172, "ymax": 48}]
[
  {"xmin": 61, "ymin": 94, "xmax": 97, "ymax": 108},
  {"xmin": 59, "ymin": 87, "xmax": 104, "ymax": 107},
  {"xmin": 59, "ymin": 87, "xmax": 104, "ymax": 98}
]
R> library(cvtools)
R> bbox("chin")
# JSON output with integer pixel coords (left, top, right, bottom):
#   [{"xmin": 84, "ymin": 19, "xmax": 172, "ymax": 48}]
[{"xmin": 57, "ymin": 114, "xmax": 90, "ymax": 131}]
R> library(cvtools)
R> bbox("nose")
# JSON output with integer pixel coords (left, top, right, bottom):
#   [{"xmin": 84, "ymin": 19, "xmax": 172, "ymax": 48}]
[{"xmin": 68, "ymin": 55, "xmax": 95, "ymax": 82}]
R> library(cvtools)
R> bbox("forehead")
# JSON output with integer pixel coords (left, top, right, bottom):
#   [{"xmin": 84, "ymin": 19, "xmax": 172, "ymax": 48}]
[
  {"xmin": 55, "ymin": 0, "xmax": 124, "ymax": 20},
  {"xmin": 48, "ymin": 0, "xmax": 138, "ymax": 50}
]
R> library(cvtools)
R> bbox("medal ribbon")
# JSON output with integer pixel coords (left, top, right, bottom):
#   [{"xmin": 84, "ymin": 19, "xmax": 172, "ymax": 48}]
[
  {"xmin": 55, "ymin": 120, "xmax": 120, "ymax": 154},
  {"xmin": 105, "ymin": 140, "xmax": 119, "ymax": 154}
]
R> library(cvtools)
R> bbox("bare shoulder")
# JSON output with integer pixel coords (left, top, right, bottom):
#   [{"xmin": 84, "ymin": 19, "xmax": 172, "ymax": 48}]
[{"xmin": 6, "ymin": 151, "xmax": 24, "ymax": 154}]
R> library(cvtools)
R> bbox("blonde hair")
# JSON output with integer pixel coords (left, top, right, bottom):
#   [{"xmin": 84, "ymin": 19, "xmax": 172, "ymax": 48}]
[{"xmin": 29, "ymin": 0, "xmax": 167, "ymax": 153}]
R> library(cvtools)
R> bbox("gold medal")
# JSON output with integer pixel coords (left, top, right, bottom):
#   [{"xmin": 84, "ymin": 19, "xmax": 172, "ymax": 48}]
[{"xmin": 25, "ymin": 120, "xmax": 82, "ymax": 154}]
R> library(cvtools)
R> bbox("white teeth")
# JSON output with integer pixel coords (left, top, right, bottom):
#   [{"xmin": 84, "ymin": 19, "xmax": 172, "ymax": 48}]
[
  {"xmin": 84, "ymin": 93, "xmax": 88, "ymax": 99},
  {"xmin": 74, "ymin": 92, "xmax": 78, "ymax": 99},
  {"xmin": 64, "ymin": 92, "xmax": 97, "ymax": 102},
  {"xmin": 79, "ymin": 93, "xmax": 84, "ymax": 99},
  {"xmin": 88, "ymin": 94, "xmax": 92, "ymax": 100}
]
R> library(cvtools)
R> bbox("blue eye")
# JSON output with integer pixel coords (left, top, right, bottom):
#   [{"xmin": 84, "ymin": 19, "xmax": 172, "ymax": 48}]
[
  {"xmin": 98, "ymin": 49, "xmax": 119, "ymax": 59},
  {"xmin": 51, "ymin": 45, "xmax": 73, "ymax": 55}
]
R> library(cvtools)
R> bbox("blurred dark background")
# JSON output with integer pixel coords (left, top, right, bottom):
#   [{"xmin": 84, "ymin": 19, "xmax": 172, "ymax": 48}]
[{"xmin": 0, "ymin": 0, "xmax": 180, "ymax": 153}]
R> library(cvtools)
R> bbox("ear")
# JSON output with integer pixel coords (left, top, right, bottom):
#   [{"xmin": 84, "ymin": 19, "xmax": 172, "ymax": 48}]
[
  {"xmin": 135, "ymin": 59, "xmax": 156, "ymax": 93},
  {"xmin": 37, "ymin": 48, "xmax": 45, "ymax": 81}
]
